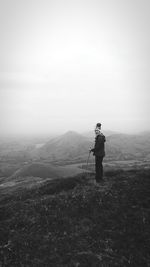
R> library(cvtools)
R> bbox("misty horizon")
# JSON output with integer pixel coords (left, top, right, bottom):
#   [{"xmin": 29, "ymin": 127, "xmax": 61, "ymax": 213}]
[
  {"xmin": 1, "ymin": 0, "xmax": 150, "ymax": 137},
  {"xmin": 0, "ymin": 127, "xmax": 149, "ymax": 142}
]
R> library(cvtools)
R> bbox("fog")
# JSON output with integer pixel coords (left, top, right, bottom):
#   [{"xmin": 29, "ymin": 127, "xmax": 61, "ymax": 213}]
[{"xmin": 0, "ymin": 0, "xmax": 150, "ymax": 137}]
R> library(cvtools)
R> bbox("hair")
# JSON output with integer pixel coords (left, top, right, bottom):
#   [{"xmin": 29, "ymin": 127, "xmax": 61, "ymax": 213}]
[{"xmin": 96, "ymin": 123, "xmax": 101, "ymax": 128}]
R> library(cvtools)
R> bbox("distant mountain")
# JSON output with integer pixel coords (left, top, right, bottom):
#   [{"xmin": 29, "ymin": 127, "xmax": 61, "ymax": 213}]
[
  {"xmin": 30, "ymin": 131, "xmax": 93, "ymax": 162},
  {"xmin": 105, "ymin": 133, "xmax": 150, "ymax": 160},
  {"xmin": 138, "ymin": 131, "xmax": 150, "ymax": 138},
  {"xmin": 30, "ymin": 131, "xmax": 150, "ymax": 163},
  {"xmin": 83, "ymin": 130, "xmax": 118, "ymax": 139}
]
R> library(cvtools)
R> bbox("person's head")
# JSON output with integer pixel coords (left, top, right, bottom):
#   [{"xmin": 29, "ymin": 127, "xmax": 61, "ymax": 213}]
[
  {"xmin": 95, "ymin": 123, "xmax": 101, "ymax": 136},
  {"xmin": 95, "ymin": 128, "xmax": 101, "ymax": 136}
]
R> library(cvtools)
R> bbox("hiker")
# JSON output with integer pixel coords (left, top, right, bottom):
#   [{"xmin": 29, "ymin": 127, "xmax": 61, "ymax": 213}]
[{"xmin": 90, "ymin": 123, "xmax": 106, "ymax": 183}]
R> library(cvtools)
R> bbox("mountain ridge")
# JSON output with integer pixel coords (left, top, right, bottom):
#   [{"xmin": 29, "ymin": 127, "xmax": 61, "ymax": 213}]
[
  {"xmin": 30, "ymin": 131, "xmax": 92, "ymax": 161},
  {"xmin": 28, "ymin": 130, "xmax": 150, "ymax": 163}
]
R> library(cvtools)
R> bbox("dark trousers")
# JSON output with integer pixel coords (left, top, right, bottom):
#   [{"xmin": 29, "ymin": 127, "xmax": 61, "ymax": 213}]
[{"xmin": 95, "ymin": 156, "xmax": 104, "ymax": 182}]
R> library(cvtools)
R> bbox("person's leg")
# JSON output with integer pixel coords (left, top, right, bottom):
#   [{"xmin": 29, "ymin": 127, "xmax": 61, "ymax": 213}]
[
  {"xmin": 95, "ymin": 156, "xmax": 103, "ymax": 182},
  {"xmin": 99, "ymin": 156, "xmax": 103, "ymax": 180},
  {"xmin": 95, "ymin": 156, "xmax": 99, "ymax": 182}
]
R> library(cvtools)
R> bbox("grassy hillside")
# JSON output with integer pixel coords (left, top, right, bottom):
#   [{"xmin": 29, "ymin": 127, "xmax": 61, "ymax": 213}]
[
  {"xmin": 6, "ymin": 162, "xmax": 85, "ymax": 184},
  {"xmin": 0, "ymin": 169, "xmax": 150, "ymax": 266}
]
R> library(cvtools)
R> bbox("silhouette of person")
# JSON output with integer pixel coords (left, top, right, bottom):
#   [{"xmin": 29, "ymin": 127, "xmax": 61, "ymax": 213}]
[{"xmin": 90, "ymin": 123, "xmax": 106, "ymax": 182}]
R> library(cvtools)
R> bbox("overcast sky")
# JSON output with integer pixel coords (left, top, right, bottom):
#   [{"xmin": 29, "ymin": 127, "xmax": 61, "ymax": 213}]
[{"xmin": 0, "ymin": 0, "xmax": 150, "ymax": 136}]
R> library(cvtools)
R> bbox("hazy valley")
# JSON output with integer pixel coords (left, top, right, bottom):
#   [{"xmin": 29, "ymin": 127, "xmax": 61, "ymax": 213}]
[{"xmin": 0, "ymin": 130, "xmax": 150, "ymax": 187}]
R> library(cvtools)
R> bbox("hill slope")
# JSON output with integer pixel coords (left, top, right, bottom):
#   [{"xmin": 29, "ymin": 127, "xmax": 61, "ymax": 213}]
[
  {"xmin": 0, "ymin": 169, "xmax": 150, "ymax": 266},
  {"xmin": 106, "ymin": 133, "xmax": 150, "ymax": 160},
  {"xmin": 31, "ymin": 131, "xmax": 93, "ymax": 162},
  {"xmin": 7, "ymin": 162, "xmax": 85, "ymax": 183}
]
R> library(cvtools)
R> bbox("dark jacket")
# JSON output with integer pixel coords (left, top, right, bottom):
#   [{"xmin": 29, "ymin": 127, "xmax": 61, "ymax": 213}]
[{"xmin": 91, "ymin": 133, "xmax": 106, "ymax": 157}]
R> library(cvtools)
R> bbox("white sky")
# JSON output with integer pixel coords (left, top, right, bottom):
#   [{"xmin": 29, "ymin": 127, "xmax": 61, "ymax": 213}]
[{"xmin": 0, "ymin": 0, "xmax": 150, "ymax": 136}]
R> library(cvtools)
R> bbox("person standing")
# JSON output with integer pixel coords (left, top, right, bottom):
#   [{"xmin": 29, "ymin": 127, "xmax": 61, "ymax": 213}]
[{"xmin": 90, "ymin": 123, "xmax": 106, "ymax": 183}]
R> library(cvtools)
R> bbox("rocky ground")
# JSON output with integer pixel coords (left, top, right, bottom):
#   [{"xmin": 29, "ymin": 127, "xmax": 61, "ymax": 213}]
[{"xmin": 0, "ymin": 169, "xmax": 150, "ymax": 266}]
